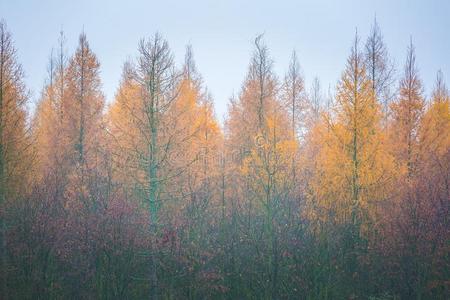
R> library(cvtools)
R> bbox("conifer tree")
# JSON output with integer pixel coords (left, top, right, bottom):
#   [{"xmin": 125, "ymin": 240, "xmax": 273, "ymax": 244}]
[
  {"xmin": 0, "ymin": 20, "xmax": 30, "ymax": 299},
  {"xmin": 390, "ymin": 40, "xmax": 424, "ymax": 178}
]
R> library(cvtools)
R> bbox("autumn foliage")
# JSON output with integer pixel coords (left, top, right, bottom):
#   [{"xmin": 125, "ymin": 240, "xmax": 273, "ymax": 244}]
[{"xmin": 0, "ymin": 20, "xmax": 448, "ymax": 299}]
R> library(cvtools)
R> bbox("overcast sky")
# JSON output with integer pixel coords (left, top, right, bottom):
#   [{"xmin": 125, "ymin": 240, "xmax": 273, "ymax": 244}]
[{"xmin": 1, "ymin": 0, "xmax": 449, "ymax": 122}]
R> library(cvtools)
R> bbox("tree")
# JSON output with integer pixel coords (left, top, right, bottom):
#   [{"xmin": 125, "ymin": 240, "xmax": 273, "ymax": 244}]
[
  {"xmin": 282, "ymin": 50, "xmax": 305, "ymax": 140},
  {"xmin": 390, "ymin": 39, "xmax": 424, "ymax": 178},
  {"xmin": 281, "ymin": 50, "xmax": 305, "ymax": 199},
  {"xmin": 305, "ymin": 33, "xmax": 398, "ymax": 298},
  {"xmin": 109, "ymin": 33, "xmax": 179, "ymax": 221},
  {"xmin": 226, "ymin": 34, "xmax": 282, "ymax": 163},
  {"xmin": 0, "ymin": 20, "xmax": 30, "ymax": 299},
  {"xmin": 308, "ymin": 32, "xmax": 394, "ymax": 236},
  {"xmin": 226, "ymin": 35, "xmax": 295, "ymax": 299},
  {"xmin": 49, "ymin": 32, "xmax": 106, "ymax": 297},
  {"xmin": 225, "ymin": 35, "xmax": 283, "ymax": 231},
  {"xmin": 382, "ymin": 70, "xmax": 449, "ymax": 299},
  {"xmin": 33, "ymin": 31, "xmax": 68, "ymax": 187},
  {"xmin": 1, "ymin": 18, "xmax": 450, "ymax": 300},
  {"xmin": 364, "ymin": 18, "xmax": 395, "ymax": 124},
  {"xmin": 176, "ymin": 45, "xmax": 222, "ymax": 228},
  {"xmin": 418, "ymin": 69, "xmax": 449, "ymax": 279},
  {"xmin": 108, "ymin": 33, "xmax": 181, "ymax": 299},
  {"xmin": 420, "ymin": 70, "xmax": 450, "ymax": 164},
  {"xmin": 417, "ymin": 71, "xmax": 450, "ymax": 294},
  {"xmin": 308, "ymin": 77, "xmax": 322, "ymax": 122},
  {"xmin": 64, "ymin": 33, "xmax": 104, "ymax": 168}
]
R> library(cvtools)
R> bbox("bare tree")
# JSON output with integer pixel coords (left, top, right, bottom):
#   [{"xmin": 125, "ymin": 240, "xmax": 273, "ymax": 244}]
[
  {"xmin": 282, "ymin": 50, "xmax": 305, "ymax": 224},
  {"xmin": 365, "ymin": 18, "xmax": 395, "ymax": 124},
  {"xmin": 308, "ymin": 76, "xmax": 322, "ymax": 123},
  {"xmin": 250, "ymin": 34, "xmax": 276, "ymax": 132},
  {"xmin": 431, "ymin": 70, "xmax": 449, "ymax": 104},
  {"xmin": 283, "ymin": 50, "xmax": 305, "ymax": 140},
  {"xmin": 183, "ymin": 43, "xmax": 202, "ymax": 86}
]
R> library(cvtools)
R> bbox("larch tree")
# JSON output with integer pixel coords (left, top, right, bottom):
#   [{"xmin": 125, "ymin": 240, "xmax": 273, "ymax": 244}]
[
  {"xmin": 299, "ymin": 77, "xmax": 323, "ymax": 189},
  {"xmin": 64, "ymin": 33, "xmax": 104, "ymax": 169},
  {"xmin": 308, "ymin": 33, "xmax": 393, "ymax": 233},
  {"xmin": 168, "ymin": 44, "xmax": 205, "ymax": 221},
  {"xmin": 390, "ymin": 40, "xmax": 424, "ymax": 179},
  {"xmin": 418, "ymin": 71, "xmax": 450, "ymax": 292},
  {"xmin": 282, "ymin": 50, "xmax": 305, "ymax": 195},
  {"xmin": 364, "ymin": 18, "xmax": 395, "ymax": 125},
  {"xmin": 226, "ymin": 34, "xmax": 279, "ymax": 210},
  {"xmin": 282, "ymin": 50, "xmax": 305, "ymax": 140},
  {"xmin": 33, "ymin": 31, "xmax": 68, "ymax": 188},
  {"xmin": 385, "ymin": 68, "xmax": 446, "ymax": 300},
  {"xmin": 108, "ymin": 33, "xmax": 180, "ymax": 299},
  {"xmin": 166, "ymin": 46, "xmax": 224, "ymax": 295},
  {"xmin": 33, "ymin": 54, "xmax": 58, "ymax": 182},
  {"xmin": 249, "ymin": 34, "xmax": 278, "ymax": 135},
  {"xmin": 54, "ymin": 33, "xmax": 106, "ymax": 216},
  {"xmin": 225, "ymin": 35, "xmax": 281, "ymax": 220},
  {"xmin": 109, "ymin": 34, "xmax": 180, "ymax": 222},
  {"xmin": 53, "ymin": 31, "xmax": 69, "ymax": 177},
  {"xmin": 177, "ymin": 45, "xmax": 222, "ymax": 226},
  {"xmin": 308, "ymin": 77, "xmax": 322, "ymax": 122},
  {"xmin": 0, "ymin": 20, "xmax": 30, "ymax": 299},
  {"xmin": 0, "ymin": 14, "xmax": 449, "ymax": 300},
  {"xmin": 107, "ymin": 61, "xmax": 143, "ymax": 189},
  {"xmin": 62, "ymin": 32, "xmax": 106, "ymax": 296},
  {"xmin": 226, "ymin": 34, "xmax": 294, "ymax": 299},
  {"xmin": 417, "ymin": 70, "xmax": 449, "ymax": 225},
  {"xmin": 304, "ymin": 34, "xmax": 398, "ymax": 298},
  {"xmin": 420, "ymin": 70, "xmax": 450, "ymax": 162},
  {"xmin": 226, "ymin": 35, "xmax": 284, "ymax": 168}
]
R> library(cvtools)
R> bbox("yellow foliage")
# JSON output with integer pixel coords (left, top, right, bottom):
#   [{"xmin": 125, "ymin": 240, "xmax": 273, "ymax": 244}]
[
  {"xmin": 304, "ymin": 40, "xmax": 395, "ymax": 230},
  {"xmin": 420, "ymin": 99, "xmax": 450, "ymax": 159}
]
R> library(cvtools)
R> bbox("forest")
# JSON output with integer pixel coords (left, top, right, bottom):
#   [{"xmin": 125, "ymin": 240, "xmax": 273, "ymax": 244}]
[{"xmin": 0, "ymin": 18, "xmax": 449, "ymax": 299}]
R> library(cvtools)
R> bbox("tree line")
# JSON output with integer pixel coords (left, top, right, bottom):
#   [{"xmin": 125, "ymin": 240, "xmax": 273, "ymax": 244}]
[{"xmin": 0, "ymin": 19, "xmax": 449, "ymax": 299}]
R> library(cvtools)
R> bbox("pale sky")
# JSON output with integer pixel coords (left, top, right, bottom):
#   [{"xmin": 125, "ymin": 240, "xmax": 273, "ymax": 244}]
[{"xmin": 1, "ymin": 0, "xmax": 449, "ymax": 122}]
